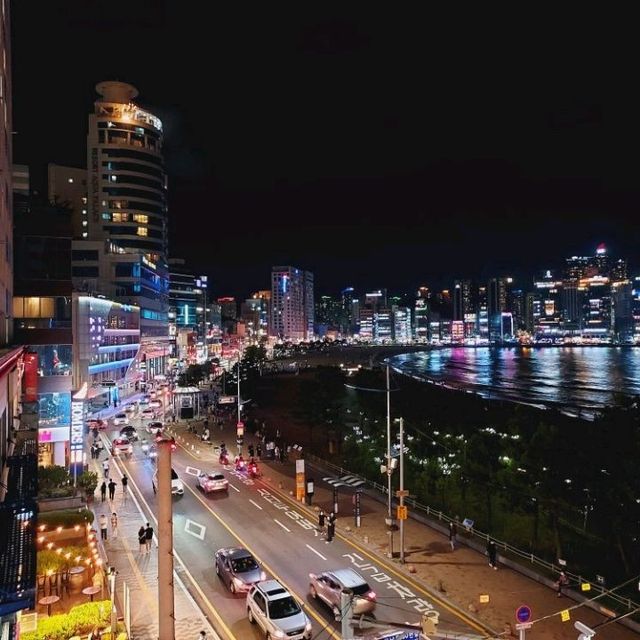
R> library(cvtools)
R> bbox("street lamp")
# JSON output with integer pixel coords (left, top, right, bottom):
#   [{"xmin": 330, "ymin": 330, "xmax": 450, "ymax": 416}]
[{"xmin": 108, "ymin": 566, "xmax": 118, "ymax": 635}]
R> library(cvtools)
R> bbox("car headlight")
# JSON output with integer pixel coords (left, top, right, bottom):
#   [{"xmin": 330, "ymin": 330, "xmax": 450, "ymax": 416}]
[
  {"xmin": 272, "ymin": 631, "xmax": 285, "ymax": 639},
  {"xmin": 233, "ymin": 577, "xmax": 244, "ymax": 588},
  {"xmin": 260, "ymin": 571, "xmax": 267, "ymax": 581},
  {"xmin": 305, "ymin": 621, "xmax": 312, "ymax": 632}
]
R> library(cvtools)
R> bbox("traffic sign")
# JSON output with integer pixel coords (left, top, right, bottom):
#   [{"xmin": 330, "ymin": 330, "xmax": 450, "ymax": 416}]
[
  {"xmin": 395, "ymin": 489, "xmax": 410, "ymax": 498},
  {"xmin": 397, "ymin": 505, "xmax": 408, "ymax": 520},
  {"xmin": 560, "ymin": 609, "xmax": 571, "ymax": 622},
  {"xmin": 516, "ymin": 605, "xmax": 531, "ymax": 623},
  {"xmin": 479, "ymin": 594, "xmax": 490, "ymax": 604},
  {"xmin": 236, "ymin": 421, "xmax": 244, "ymax": 437},
  {"xmin": 581, "ymin": 582, "xmax": 591, "ymax": 592}
]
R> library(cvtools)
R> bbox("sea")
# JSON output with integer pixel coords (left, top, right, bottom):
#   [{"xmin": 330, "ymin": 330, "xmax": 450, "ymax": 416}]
[{"xmin": 389, "ymin": 346, "xmax": 640, "ymax": 419}]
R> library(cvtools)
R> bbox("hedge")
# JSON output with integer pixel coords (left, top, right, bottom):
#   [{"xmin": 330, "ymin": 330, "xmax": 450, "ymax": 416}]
[
  {"xmin": 22, "ymin": 600, "xmax": 111, "ymax": 640},
  {"xmin": 38, "ymin": 508, "xmax": 95, "ymax": 528}
]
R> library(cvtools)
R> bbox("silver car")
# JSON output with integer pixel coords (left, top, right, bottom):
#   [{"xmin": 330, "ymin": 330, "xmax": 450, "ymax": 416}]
[
  {"xmin": 309, "ymin": 568, "xmax": 376, "ymax": 618},
  {"xmin": 215, "ymin": 547, "xmax": 265, "ymax": 594},
  {"xmin": 247, "ymin": 580, "xmax": 312, "ymax": 640}
]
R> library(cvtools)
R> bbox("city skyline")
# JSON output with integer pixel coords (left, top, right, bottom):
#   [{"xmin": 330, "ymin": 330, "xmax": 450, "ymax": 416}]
[{"xmin": 11, "ymin": 5, "xmax": 638, "ymax": 299}]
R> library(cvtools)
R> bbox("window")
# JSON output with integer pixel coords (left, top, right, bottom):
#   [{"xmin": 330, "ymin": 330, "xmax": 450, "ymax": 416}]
[
  {"xmin": 133, "ymin": 214, "xmax": 148, "ymax": 224},
  {"xmin": 102, "ymin": 213, "xmax": 110, "ymax": 220},
  {"xmin": 82, "ymin": 220, "xmax": 88, "ymax": 227},
  {"xmin": 137, "ymin": 227, "xmax": 148, "ymax": 236},
  {"xmin": 82, "ymin": 232, "xmax": 88, "ymax": 238},
  {"xmin": 113, "ymin": 212, "xmax": 129, "ymax": 223}
]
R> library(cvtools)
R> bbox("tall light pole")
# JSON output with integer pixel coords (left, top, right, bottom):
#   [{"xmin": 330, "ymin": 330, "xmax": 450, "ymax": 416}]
[
  {"xmin": 385, "ymin": 364, "xmax": 394, "ymax": 559},
  {"xmin": 197, "ymin": 276, "xmax": 208, "ymax": 361},
  {"xmin": 398, "ymin": 416, "xmax": 406, "ymax": 563},
  {"xmin": 157, "ymin": 438, "xmax": 175, "ymax": 640}
]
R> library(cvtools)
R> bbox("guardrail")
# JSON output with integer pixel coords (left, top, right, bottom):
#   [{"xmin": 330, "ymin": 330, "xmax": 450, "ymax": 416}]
[{"xmin": 304, "ymin": 452, "xmax": 640, "ymax": 620}]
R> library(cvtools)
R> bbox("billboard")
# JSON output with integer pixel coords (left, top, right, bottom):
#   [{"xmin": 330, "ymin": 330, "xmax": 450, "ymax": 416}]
[{"xmin": 23, "ymin": 352, "xmax": 38, "ymax": 402}]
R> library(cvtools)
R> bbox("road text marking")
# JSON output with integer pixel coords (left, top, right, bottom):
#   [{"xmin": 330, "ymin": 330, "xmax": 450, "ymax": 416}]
[
  {"xmin": 185, "ymin": 466, "xmax": 201, "ymax": 476},
  {"xmin": 249, "ymin": 499, "xmax": 263, "ymax": 510},
  {"xmin": 185, "ymin": 519, "xmax": 206, "ymax": 540}
]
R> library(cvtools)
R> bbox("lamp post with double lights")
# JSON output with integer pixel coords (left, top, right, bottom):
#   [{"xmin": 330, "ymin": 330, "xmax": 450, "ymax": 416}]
[{"xmin": 196, "ymin": 275, "xmax": 208, "ymax": 361}]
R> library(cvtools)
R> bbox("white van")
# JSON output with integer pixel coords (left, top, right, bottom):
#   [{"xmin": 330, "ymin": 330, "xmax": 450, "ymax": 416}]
[{"xmin": 152, "ymin": 467, "xmax": 184, "ymax": 496}]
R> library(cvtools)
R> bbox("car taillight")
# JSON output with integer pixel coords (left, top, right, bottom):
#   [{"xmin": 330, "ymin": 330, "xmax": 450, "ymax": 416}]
[{"xmin": 366, "ymin": 591, "xmax": 376, "ymax": 600}]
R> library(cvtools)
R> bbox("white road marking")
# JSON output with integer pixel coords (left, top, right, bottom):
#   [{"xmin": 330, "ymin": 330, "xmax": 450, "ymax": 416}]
[
  {"xmin": 249, "ymin": 499, "xmax": 263, "ymax": 510},
  {"xmin": 306, "ymin": 544, "xmax": 326, "ymax": 561},
  {"xmin": 228, "ymin": 483, "xmax": 240, "ymax": 493},
  {"xmin": 185, "ymin": 466, "xmax": 201, "ymax": 476},
  {"xmin": 274, "ymin": 519, "xmax": 291, "ymax": 532},
  {"xmin": 185, "ymin": 519, "xmax": 206, "ymax": 540}
]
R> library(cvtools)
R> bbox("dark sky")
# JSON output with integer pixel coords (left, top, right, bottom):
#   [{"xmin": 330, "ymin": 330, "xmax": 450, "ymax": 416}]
[{"xmin": 11, "ymin": 4, "xmax": 638, "ymax": 299}]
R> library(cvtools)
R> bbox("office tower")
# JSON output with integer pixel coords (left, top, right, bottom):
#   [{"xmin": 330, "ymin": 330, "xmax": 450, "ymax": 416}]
[
  {"xmin": 393, "ymin": 307, "xmax": 412, "ymax": 342},
  {"xmin": 453, "ymin": 280, "xmax": 472, "ymax": 321},
  {"xmin": 509, "ymin": 288, "xmax": 525, "ymax": 330},
  {"xmin": 71, "ymin": 81, "xmax": 170, "ymax": 379},
  {"xmin": 477, "ymin": 285, "xmax": 489, "ymax": 338},
  {"xmin": 375, "ymin": 307, "xmax": 393, "ymax": 342},
  {"xmin": 168, "ymin": 258, "xmax": 202, "ymax": 330},
  {"xmin": 270, "ymin": 266, "xmax": 314, "ymax": 341},
  {"xmin": 48, "ymin": 163, "xmax": 88, "ymax": 238},
  {"xmin": 12, "ymin": 164, "xmax": 29, "ymax": 216},
  {"xmin": 316, "ymin": 295, "xmax": 343, "ymax": 335},
  {"xmin": 612, "ymin": 281, "xmax": 633, "ymax": 342},
  {"xmin": 365, "ymin": 289, "xmax": 387, "ymax": 310},
  {"xmin": 341, "ymin": 287, "xmax": 358, "ymax": 335},
  {"xmin": 242, "ymin": 292, "xmax": 270, "ymax": 340}
]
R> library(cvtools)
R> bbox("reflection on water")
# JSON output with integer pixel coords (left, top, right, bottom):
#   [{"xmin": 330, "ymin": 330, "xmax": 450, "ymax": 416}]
[{"xmin": 390, "ymin": 347, "xmax": 640, "ymax": 417}]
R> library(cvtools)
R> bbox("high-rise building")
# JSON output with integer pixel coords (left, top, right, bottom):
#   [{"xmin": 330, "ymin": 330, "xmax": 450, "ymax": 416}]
[
  {"xmin": 414, "ymin": 297, "xmax": 429, "ymax": 342},
  {"xmin": 477, "ymin": 286, "xmax": 489, "ymax": 338},
  {"xmin": 341, "ymin": 287, "xmax": 358, "ymax": 335},
  {"xmin": 48, "ymin": 163, "xmax": 88, "ymax": 239},
  {"xmin": 393, "ymin": 307, "xmax": 412, "ymax": 342},
  {"xmin": 453, "ymin": 280, "xmax": 473, "ymax": 321},
  {"xmin": 316, "ymin": 295, "xmax": 343, "ymax": 336},
  {"xmin": 270, "ymin": 266, "xmax": 314, "ymax": 341},
  {"xmin": 71, "ymin": 81, "xmax": 170, "ymax": 379},
  {"xmin": 168, "ymin": 258, "xmax": 202, "ymax": 330}
]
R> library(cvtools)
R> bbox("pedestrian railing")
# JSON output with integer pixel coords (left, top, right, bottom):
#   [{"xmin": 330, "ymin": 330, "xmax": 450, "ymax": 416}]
[{"xmin": 305, "ymin": 453, "xmax": 640, "ymax": 618}]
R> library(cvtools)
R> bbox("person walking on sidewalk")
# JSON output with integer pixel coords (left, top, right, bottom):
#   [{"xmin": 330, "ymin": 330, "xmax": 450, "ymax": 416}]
[
  {"xmin": 121, "ymin": 474, "xmax": 128, "ymax": 501},
  {"xmin": 326, "ymin": 517, "xmax": 335, "ymax": 543},
  {"xmin": 99, "ymin": 513, "xmax": 108, "ymax": 541},
  {"xmin": 111, "ymin": 512, "xmax": 119, "ymax": 538},
  {"xmin": 448, "ymin": 521, "xmax": 458, "ymax": 551},
  {"xmin": 144, "ymin": 522, "xmax": 154, "ymax": 552},
  {"xmin": 486, "ymin": 538, "xmax": 498, "ymax": 570},
  {"xmin": 100, "ymin": 481, "xmax": 107, "ymax": 502},
  {"xmin": 108, "ymin": 479, "xmax": 116, "ymax": 501},
  {"xmin": 198, "ymin": 632, "xmax": 207, "ymax": 640},
  {"xmin": 256, "ymin": 443, "xmax": 262, "ymax": 460},
  {"xmin": 138, "ymin": 526, "xmax": 146, "ymax": 554},
  {"xmin": 102, "ymin": 459, "xmax": 110, "ymax": 478},
  {"xmin": 556, "ymin": 571, "xmax": 569, "ymax": 597}
]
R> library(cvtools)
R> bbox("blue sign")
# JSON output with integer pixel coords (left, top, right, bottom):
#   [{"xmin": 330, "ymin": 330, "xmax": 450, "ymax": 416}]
[{"xmin": 516, "ymin": 605, "xmax": 531, "ymax": 623}]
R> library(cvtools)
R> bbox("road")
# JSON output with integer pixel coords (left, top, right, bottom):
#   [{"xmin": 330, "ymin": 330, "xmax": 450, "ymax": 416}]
[{"xmin": 101, "ymin": 407, "xmax": 486, "ymax": 639}]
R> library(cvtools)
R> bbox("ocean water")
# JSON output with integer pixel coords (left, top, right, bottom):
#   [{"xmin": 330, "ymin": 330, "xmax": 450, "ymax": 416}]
[{"xmin": 389, "ymin": 347, "xmax": 640, "ymax": 417}]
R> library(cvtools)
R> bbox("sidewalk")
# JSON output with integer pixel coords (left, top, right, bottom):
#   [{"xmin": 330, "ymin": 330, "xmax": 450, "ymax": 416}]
[
  {"xmin": 173, "ymin": 419, "xmax": 639, "ymax": 640},
  {"xmin": 88, "ymin": 449, "xmax": 217, "ymax": 640}
]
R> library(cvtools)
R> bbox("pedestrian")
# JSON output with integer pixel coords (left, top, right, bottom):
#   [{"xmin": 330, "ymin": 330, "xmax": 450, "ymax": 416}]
[
  {"xmin": 256, "ymin": 444, "xmax": 262, "ymax": 460},
  {"xmin": 276, "ymin": 428, "xmax": 280, "ymax": 439},
  {"xmin": 248, "ymin": 444, "xmax": 254, "ymax": 457},
  {"xmin": 100, "ymin": 481, "xmax": 107, "ymax": 502},
  {"xmin": 448, "ymin": 521, "xmax": 458, "ymax": 551},
  {"xmin": 102, "ymin": 459, "xmax": 110, "ymax": 478},
  {"xmin": 138, "ymin": 526, "xmax": 146, "ymax": 554},
  {"xmin": 121, "ymin": 474, "xmax": 128, "ymax": 492},
  {"xmin": 318, "ymin": 509, "xmax": 325, "ymax": 534},
  {"xmin": 326, "ymin": 518, "xmax": 335, "ymax": 543},
  {"xmin": 556, "ymin": 571, "xmax": 569, "ymax": 597},
  {"xmin": 486, "ymin": 538, "xmax": 497, "ymax": 569},
  {"xmin": 111, "ymin": 512, "xmax": 119, "ymax": 538},
  {"xmin": 99, "ymin": 513, "xmax": 108, "ymax": 541},
  {"xmin": 90, "ymin": 443, "xmax": 96, "ymax": 459},
  {"xmin": 274, "ymin": 445, "xmax": 280, "ymax": 462},
  {"xmin": 198, "ymin": 632, "xmax": 207, "ymax": 640},
  {"xmin": 144, "ymin": 522, "xmax": 154, "ymax": 552},
  {"xmin": 108, "ymin": 479, "xmax": 116, "ymax": 501}
]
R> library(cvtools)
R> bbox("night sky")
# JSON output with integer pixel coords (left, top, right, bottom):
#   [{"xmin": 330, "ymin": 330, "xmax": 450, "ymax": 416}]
[{"xmin": 11, "ymin": 5, "xmax": 636, "ymax": 299}]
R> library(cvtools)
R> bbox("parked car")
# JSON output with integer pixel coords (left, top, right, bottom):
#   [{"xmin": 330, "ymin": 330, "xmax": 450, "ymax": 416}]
[
  {"xmin": 197, "ymin": 472, "xmax": 229, "ymax": 494},
  {"xmin": 152, "ymin": 467, "xmax": 184, "ymax": 496},
  {"xmin": 119, "ymin": 425, "xmax": 138, "ymax": 442},
  {"xmin": 309, "ymin": 568, "xmax": 376, "ymax": 618},
  {"xmin": 111, "ymin": 436, "xmax": 133, "ymax": 457},
  {"xmin": 113, "ymin": 413, "xmax": 128, "ymax": 426},
  {"xmin": 86, "ymin": 418, "xmax": 106, "ymax": 430},
  {"xmin": 215, "ymin": 547, "xmax": 265, "ymax": 593},
  {"xmin": 247, "ymin": 580, "xmax": 311, "ymax": 640}
]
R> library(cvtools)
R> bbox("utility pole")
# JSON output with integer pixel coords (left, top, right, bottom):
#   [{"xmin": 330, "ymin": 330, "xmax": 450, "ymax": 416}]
[
  {"xmin": 236, "ymin": 351, "xmax": 242, "ymax": 457},
  {"xmin": 340, "ymin": 589, "xmax": 353, "ymax": 640},
  {"xmin": 157, "ymin": 439, "xmax": 175, "ymax": 640},
  {"xmin": 399, "ymin": 416, "xmax": 405, "ymax": 563},
  {"xmin": 386, "ymin": 364, "xmax": 394, "ymax": 559}
]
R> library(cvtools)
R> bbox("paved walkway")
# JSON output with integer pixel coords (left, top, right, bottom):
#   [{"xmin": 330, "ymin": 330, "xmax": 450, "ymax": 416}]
[
  {"xmin": 89, "ymin": 403, "xmax": 217, "ymax": 640},
  {"xmin": 172, "ymin": 418, "xmax": 640, "ymax": 640}
]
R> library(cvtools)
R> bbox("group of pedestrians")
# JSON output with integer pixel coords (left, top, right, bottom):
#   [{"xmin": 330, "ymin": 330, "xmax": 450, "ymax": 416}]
[
  {"xmin": 99, "ymin": 479, "xmax": 118, "ymax": 502},
  {"xmin": 98, "ymin": 512, "xmax": 118, "ymax": 540},
  {"xmin": 318, "ymin": 509, "xmax": 337, "ymax": 543}
]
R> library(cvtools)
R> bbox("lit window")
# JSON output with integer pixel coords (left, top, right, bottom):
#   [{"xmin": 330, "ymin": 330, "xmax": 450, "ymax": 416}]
[
  {"xmin": 82, "ymin": 232, "xmax": 88, "ymax": 238},
  {"xmin": 102, "ymin": 213, "xmax": 110, "ymax": 220},
  {"xmin": 101, "ymin": 200, "xmax": 107, "ymax": 206},
  {"xmin": 82, "ymin": 197, "xmax": 87, "ymax": 204},
  {"xmin": 133, "ymin": 214, "xmax": 148, "ymax": 224},
  {"xmin": 112, "ymin": 213, "xmax": 129, "ymax": 222},
  {"xmin": 68, "ymin": 178, "xmax": 74, "ymax": 183},
  {"xmin": 82, "ymin": 220, "xmax": 88, "ymax": 227},
  {"xmin": 137, "ymin": 227, "xmax": 148, "ymax": 236},
  {"xmin": 82, "ymin": 209, "xmax": 87, "ymax": 215},
  {"xmin": 111, "ymin": 175, "xmax": 117, "ymax": 182}
]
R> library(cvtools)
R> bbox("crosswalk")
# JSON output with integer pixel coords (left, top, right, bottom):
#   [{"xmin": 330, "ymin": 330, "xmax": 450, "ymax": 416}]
[{"xmin": 322, "ymin": 474, "xmax": 367, "ymax": 488}]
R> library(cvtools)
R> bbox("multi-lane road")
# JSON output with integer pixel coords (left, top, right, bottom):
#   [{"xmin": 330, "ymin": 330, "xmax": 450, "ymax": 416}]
[{"xmin": 101, "ymin": 409, "xmax": 487, "ymax": 639}]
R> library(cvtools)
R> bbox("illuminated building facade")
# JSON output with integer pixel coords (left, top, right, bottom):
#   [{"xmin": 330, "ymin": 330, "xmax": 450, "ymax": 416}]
[{"xmin": 270, "ymin": 266, "xmax": 314, "ymax": 341}]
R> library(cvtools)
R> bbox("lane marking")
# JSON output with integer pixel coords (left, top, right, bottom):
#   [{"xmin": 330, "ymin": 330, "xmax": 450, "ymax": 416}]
[
  {"xmin": 185, "ymin": 466, "xmax": 201, "ymax": 476},
  {"xmin": 306, "ymin": 544, "xmax": 326, "ymax": 561},
  {"xmin": 266, "ymin": 475, "xmax": 494, "ymax": 637},
  {"xmin": 274, "ymin": 519, "xmax": 291, "ymax": 532},
  {"xmin": 249, "ymin": 499, "xmax": 263, "ymax": 510},
  {"xmin": 181, "ymin": 477, "xmax": 341, "ymax": 639},
  {"xmin": 228, "ymin": 483, "xmax": 240, "ymax": 493},
  {"xmin": 185, "ymin": 519, "xmax": 206, "ymax": 540}
]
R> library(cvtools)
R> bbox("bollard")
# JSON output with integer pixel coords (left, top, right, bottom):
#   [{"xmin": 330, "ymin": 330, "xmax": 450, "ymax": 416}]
[
  {"xmin": 408, "ymin": 565, "xmax": 416, "ymax": 573},
  {"xmin": 196, "ymin": 450, "xmax": 200, "ymax": 455},
  {"xmin": 363, "ymin": 535, "xmax": 369, "ymax": 544},
  {"xmin": 278, "ymin": 482, "xmax": 283, "ymax": 489}
]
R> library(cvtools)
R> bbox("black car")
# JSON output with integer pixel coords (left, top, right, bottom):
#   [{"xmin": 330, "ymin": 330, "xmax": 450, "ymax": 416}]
[{"xmin": 119, "ymin": 425, "xmax": 139, "ymax": 442}]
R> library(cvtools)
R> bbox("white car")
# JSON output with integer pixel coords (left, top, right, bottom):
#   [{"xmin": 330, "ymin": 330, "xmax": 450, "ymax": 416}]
[
  {"xmin": 113, "ymin": 413, "xmax": 128, "ymax": 426},
  {"xmin": 148, "ymin": 399, "xmax": 162, "ymax": 409},
  {"xmin": 247, "ymin": 580, "xmax": 311, "ymax": 640},
  {"xmin": 152, "ymin": 467, "xmax": 184, "ymax": 496},
  {"xmin": 141, "ymin": 407, "xmax": 156, "ymax": 420},
  {"xmin": 197, "ymin": 472, "xmax": 229, "ymax": 494},
  {"xmin": 124, "ymin": 404, "xmax": 137, "ymax": 415}
]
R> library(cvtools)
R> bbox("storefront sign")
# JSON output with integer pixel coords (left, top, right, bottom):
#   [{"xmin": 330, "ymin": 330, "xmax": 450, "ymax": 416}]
[
  {"xmin": 23, "ymin": 352, "xmax": 39, "ymax": 402},
  {"xmin": 70, "ymin": 398, "xmax": 85, "ymax": 465},
  {"xmin": 295, "ymin": 458, "xmax": 305, "ymax": 502}
]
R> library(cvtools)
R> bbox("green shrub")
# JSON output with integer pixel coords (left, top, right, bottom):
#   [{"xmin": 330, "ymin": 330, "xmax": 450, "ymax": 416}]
[
  {"xmin": 78, "ymin": 471, "xmax": 99, "ymax": 495},
  {"xmin": 22, "ymin": 600, "xmax": 111, "ymax": 640},
  {"xmin": 38, "ymin": 508, "xmax": 94, "ymax": 529},
  {"xmin": 37, "ymin": 545, "xmax": 91, "ymax": 574},
  {"xmin": 38, "ymin": 465, "xmax": 72, "ymax": 489}
]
